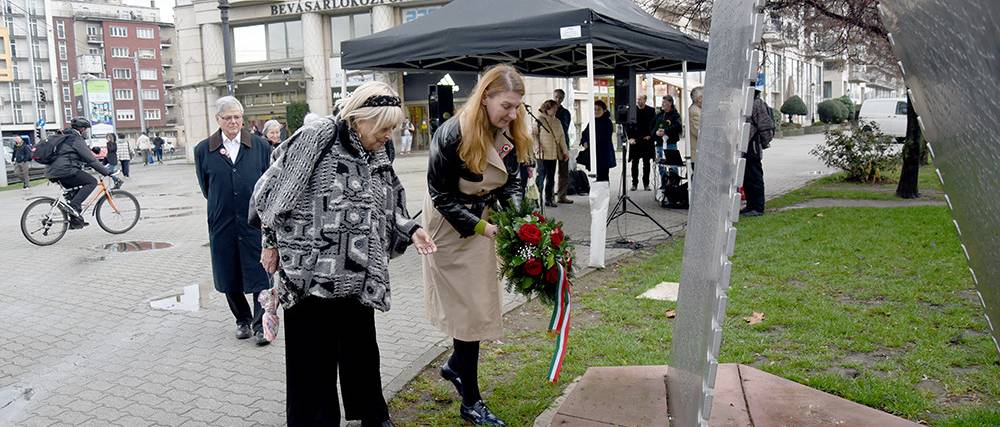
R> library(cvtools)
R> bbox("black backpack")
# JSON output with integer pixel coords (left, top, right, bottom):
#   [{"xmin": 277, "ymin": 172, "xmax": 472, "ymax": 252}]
[{"xmin": 31, "ymin": 134, "xmax": 73, "ymax": 165}]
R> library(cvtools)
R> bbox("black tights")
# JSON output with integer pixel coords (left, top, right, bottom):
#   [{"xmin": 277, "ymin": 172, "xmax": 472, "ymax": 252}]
[{"xmin": 448, "ymin": 339, "xmax": 482, "ymax": 405}]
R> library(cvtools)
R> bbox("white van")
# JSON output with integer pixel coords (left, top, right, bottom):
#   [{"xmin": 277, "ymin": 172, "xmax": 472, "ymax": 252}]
[{"xmin": 859, "ymin": 98, "xmax": 907, "ymax": 140}]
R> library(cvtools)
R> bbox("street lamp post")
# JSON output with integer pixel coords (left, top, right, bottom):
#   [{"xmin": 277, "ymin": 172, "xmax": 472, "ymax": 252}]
[{"xmin": 219, "ymin": 0, "xmax": 235, "ymax": 96}]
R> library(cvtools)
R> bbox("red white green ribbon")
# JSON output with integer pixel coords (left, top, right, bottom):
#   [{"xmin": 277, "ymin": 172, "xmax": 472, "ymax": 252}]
[{"xmin": 547, "ymin": 263, "xmax": 572, "ymax": 383}]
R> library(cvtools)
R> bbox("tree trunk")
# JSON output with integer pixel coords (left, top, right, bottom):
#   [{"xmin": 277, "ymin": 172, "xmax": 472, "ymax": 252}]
[{"xmin": 896, "ymin": 94, "xmax": 921, "ymax": 199}]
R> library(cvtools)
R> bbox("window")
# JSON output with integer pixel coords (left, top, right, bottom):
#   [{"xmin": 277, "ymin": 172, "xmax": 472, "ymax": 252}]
[
  {"xmin": 234, "ymin": 20, "xmax": 302, "ymax": 63},
  {"xmin": 33, "ymin": 65, "xmax": 41, "ymax": 81},
  {"xmin": 109, "ymin": 26, "xmax": 127, "ymax": 38},
  {"xmin": 895, "ymin": 101, "xmax": 908, "ymax": 115},
  {"xmin": 111, "ymin": 47, "xmax": 130, "ymax": 58},
  {"xmin": 8, "ymin": 38, "xmax": 15, "ymax": 58},
  {"xmin": 59, "ymin": 64, "xmax": 69, "ymax": 80},
  {"xmin": 11, "ymin": 64, "xmax": 18, "ymax": 80},
  {"xmin": 116, "ymin": 109, "xmax": 135, "ymax": 121},
  {"xmin": 141, "ymin": 89, "xmax": 159, "ymax": 100},
  {"xmin": 114, "ymin": 89, "xmax": 133, "ymax": 100},
  {"xmin": 139, "ymin": 68, "xmax": 157, "ymax": 80},
  {"xmin": 88, "ymin": 48, "xmax": 99, "ymax": 55},
  {"xmin": 330, "ymin": 13, "xmax": 371, "ymax": 56},
  {"xmin": 64, "ymin": 108, "xmax": 72, "ymax": 121},
  {"xmin": 143, "ymin": 109, "xmax": 161, "ymax": 120},
  {"xmin": 11, "ymin": 85, "xmax": 21, "ymax": 102},
  {"xmin": 112, "ymin": 68, "xmax": 131, "ymax": 79},
  {"xmin": 87, "ymin": 26, "xmax": 100, "ymax": 36},
  {"xmin": 56, "ymin": 21, "xmax": 65, "ymax": 39},
  {"xmin": 31, "ymin": 42, "xmax": 39, "ymax": 59},
  {"xmin": 14, "ymin": 105, "xmax": 23, "ymax": 123},
  {"xmin": 29, "ymin": 21, "xmax": 38, "ymax": 38},
  {"xmin": 62, "ymin": 85, "xmax": 70, "ymax": 102},
  {"xmin": 138, "ymin": 48, "xmax": 155, "ymax": 59},
  {"xmin": 823, "ymin": 81, "xmax": 832, "ymax": 99},
  {"xmin": 136, "ymin": 27, "xmax": 154, "ymax": 39},
  {"xmin": 58, "ymin": 42, "xmax": 67, "ymax": 60}
]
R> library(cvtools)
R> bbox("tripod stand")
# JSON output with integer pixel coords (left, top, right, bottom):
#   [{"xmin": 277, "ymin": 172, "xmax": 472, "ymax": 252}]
[{"xmin": 606, "ymin": 123, "xmax": 672, "ymax": 244}]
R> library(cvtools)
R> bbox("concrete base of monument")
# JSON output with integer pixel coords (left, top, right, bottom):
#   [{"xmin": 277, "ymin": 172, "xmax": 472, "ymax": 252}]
[{"xmin": 542, "ymin": 364, "xmax": 922, "ymax": 426}]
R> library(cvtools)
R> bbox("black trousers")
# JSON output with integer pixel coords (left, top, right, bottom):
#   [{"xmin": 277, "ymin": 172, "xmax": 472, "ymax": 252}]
[
  {"xmin": 53, "ymin": 170, "xmax": 97, "ymax": 213},
  {"xmin": 743, "ymin": 155, "xmax": 765, "ymax": 211},
  {"xmin": 535, "ymin": 159, "xmax": 557, "ymax": 202},
  {"xmin": 518, "ymin": 164, "xmax": 531, "ymax": 199},
  {"xmin": 630, "ymin": 157, "xmax": 651, "ymax": 187},
  {"xmin": 225, "ymin": 291, "xmax": 263, "ymax": 333},
  {"xmin": 119, "ymin": 160, "xmax": 130, "ymax": 177},
  {"xmin": 596, "ymin": 167, "xmax": 610, "ymax": 183},
  {"xmin": 285, "ymin": 297, "xmax": 389, "ymax": 426}
]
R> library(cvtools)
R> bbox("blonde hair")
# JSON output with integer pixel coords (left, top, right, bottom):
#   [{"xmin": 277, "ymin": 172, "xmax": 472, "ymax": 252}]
[
  {"xmin": 340, "ymin": 81, "xmax": 405, "ymax": 134},
  {"xmin": 457, "ymin": 65, "xmax": 532, "ymax": 174}
]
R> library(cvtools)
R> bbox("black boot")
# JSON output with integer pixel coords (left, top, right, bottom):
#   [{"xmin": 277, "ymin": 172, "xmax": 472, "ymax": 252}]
[
  {"xmin": 440, "ymin": 362, "xmax": 464, "ymax": 397},
  {"xmin": 460, "ymin": 400, "xmax": 505, "ymax": 426}
]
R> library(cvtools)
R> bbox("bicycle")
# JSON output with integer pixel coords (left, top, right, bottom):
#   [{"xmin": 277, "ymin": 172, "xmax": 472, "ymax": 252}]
[{"xmin": 20, "ymin": 174, "xmax": 141, "ymax": 246}]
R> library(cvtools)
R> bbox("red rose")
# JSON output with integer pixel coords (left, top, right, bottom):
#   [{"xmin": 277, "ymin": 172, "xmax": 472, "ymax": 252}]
[
  {"xmin": 524, "ymin": 258, "xmax": 543, "ymax": 276},
  {"xmin": 517, "ymin": 223, "xmax": 543, "ymax": 245},
  {"xmin": 545, "ymin": 266, "xmax": 561, "ymax": 284},
  {"xmin": 550, "ymin": 228, "xmax": 565, "ymax": 247},
  {"xmin": 532, "ymin": 212, "xmax": 546, "ymax": 222}
]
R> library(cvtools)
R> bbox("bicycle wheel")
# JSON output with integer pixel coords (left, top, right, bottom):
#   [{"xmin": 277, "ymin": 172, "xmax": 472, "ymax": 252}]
[
  {"xmin": 21, "ymin": 197, "xmax": 69, "ymax": 246},
  {"xmin": 95, "ymin": 190, "xmax": 141, "ymax": 234}
]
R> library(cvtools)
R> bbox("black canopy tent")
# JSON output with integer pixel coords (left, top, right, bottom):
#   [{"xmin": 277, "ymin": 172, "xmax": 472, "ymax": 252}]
[
  {"xmin": 341, "ymin": 0, "xmax": 708, "ymax": 77},
  {"xmin": 342, "ymin": 0, "xmax": 708, "ymax": 267}
]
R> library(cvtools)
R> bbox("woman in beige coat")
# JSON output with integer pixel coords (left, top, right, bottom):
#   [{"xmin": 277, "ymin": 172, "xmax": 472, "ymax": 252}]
[
  {"xmin": 532, "ymin": 100, "xmax": 570, "ymax": 207},
  {"xmin": 421, "ymin": 65, "xmax": 532, "ymax": 426}
]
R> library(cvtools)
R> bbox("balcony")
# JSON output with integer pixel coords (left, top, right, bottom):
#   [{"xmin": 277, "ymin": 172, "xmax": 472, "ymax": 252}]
[
  {"xmin": 163, "ymin": 79, "xmax": 175, "ymax": 88},
  {"xmin": 86, "ymin": 34, "xmax": 103, "ymax": 44},
  {"xmin": 160, "ymin": 38, "xmax": 172, "ymax": 48}
]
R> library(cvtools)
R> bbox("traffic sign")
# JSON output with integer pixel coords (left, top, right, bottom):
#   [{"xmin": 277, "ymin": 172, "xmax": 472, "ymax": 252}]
[{"xmin": 35, "ymin": 118, "xmax": 46, "ymax": 128}]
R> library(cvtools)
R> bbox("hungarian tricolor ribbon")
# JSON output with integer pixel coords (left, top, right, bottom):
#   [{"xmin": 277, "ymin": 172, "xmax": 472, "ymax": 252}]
[{"xmin": 546, "ymin": 263, "xmax": 572, "ymax": 383}]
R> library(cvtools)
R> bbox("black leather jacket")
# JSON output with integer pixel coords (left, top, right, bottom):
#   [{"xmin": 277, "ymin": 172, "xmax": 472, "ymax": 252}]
[{"xmin": 427, "ymin": 116, "xmax": 522, "ymax": 238}]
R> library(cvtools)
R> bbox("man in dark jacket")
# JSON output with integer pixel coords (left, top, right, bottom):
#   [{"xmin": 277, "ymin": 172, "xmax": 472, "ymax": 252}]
[
  {"xmin": 627, "ymin": 95, "xmax": 657, "ymax": 191},
  {"xmin": 45, "ymin": 118, "xmax": 116, "ymax": 229},
  {"xmin": 553, "ymin": 89, "xmax": 574, "ymax": 203},
  {"xmin": 741, "ymin": 88, "xmax": 774, "ymax": 217},
  {"xmin": 195, "ymin": 96, "xmax": 273, "ymax": 345},
  {"xmin": 12, "ymin": 136, "xmax": 32, "ymax": 189},
  {"xmin": 151, "ymin": 132, "xmax": 165, "ymax": 164},
  {"xmin": 654, "ymin": 95, "xmax": 683, "ymax": 186}
]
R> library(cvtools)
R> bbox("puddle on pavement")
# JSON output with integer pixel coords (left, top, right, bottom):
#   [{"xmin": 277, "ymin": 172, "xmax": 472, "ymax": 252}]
[
  {"xmin": 149, "ymin": 284, "xmax": 201, "ymax": 312},
  {"xmin": 103, "ymin": 241, "xmax": 174, "ymax": 252}
]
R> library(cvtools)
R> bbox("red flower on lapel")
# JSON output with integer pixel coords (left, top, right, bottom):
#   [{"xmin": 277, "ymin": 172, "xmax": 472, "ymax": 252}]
[{"xmin": 220, "ymin": 148, "xmax": 229, "ymax": 157}]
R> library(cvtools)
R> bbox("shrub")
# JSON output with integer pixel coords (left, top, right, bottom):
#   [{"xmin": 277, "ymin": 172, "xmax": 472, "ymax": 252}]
[
  {"xmin": 837, "ymin": 95, "xmax": 856, "ymax": 120},
  {"xmin": 286, "ymin": 102, "xmax": 310, "ymax": 135},
  {"xmin": 780, "ymin": 95, "xmax": 808, "ymax": 122},
  {"xmin": 810, "ymin": 120, "xmax": 899, "ymax": 182},
  {"xmin": 817, "ymin": 99, "xmax": 848, "ymax": 124}
]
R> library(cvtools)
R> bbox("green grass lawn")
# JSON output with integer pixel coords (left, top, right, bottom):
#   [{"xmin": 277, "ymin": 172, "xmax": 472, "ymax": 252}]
[
  {"xmin": 390, "ymin": 169, "xmax": 999, "ymax": 426},
  {"xmin": 0, "ymin": 177, "xmax": 47, "ymax": 191},
  {"xmin": 768, "ymin": 165, "xmax": 945, "ymax": 209}
]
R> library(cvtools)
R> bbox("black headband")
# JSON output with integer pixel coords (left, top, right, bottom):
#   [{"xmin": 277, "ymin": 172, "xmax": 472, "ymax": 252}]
[{"xmin": 361, "ymin": 95, "xmax": 401, "ymax": 108}]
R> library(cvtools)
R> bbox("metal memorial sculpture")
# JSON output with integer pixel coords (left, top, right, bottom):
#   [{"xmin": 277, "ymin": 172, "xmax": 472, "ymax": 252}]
[
  {"xmin": 667, "ymin": 0, "xmax": 765, "ymax": 425},
  {"xmin": 879, "ymin": 0, "xmax": 1000, "ymax": 354}
]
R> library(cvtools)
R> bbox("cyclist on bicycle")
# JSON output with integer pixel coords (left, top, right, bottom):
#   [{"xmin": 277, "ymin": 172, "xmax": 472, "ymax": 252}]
[{"xmin": 44, "ymin": 117, "xmax": 117, "ymax": 229}]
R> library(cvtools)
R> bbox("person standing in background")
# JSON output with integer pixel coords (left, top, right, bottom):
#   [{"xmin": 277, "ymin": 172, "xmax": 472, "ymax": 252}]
[
  {"xmin": 137, "ymin": 131, "xmax": 152, "ymax": 166},
  {"xmin": 12, "ymin": 136, "xmax": 32, "ymax": 189},
  {"xmin": 104, "ymin": 133, "xmax": 119, "ymax": 175},
  {"xmin": 152, "ymin": 132, "xmax": 166, "ymax": 164},
  {"xmin": 552, "ymin": 89, "xmax": 573, "ymax": 204},
  {"xmin": 116, "ymin": 133, "xmax": 133, "ymax": 177},
  {"xmin": 400, "ymin": 118, "xmax": 415, "ymax": 155}
]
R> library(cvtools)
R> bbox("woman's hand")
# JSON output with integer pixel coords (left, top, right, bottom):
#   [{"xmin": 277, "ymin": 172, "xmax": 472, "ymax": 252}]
[
  {"xmin": 412, "ymin": 228, "xmax": 438, "ymax": 255},
  {"xmin": 483, "ymin": 223, "xmax": 499, "ymax": 239},
  {"xmin": 260, "ymin": 248, "xmax": 279, "ymax": 274}
]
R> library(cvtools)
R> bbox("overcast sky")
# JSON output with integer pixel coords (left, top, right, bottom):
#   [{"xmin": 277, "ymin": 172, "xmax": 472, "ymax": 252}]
[{"xmin": 122, "ymin": 0, "xmax": 176, "ymax": 23}]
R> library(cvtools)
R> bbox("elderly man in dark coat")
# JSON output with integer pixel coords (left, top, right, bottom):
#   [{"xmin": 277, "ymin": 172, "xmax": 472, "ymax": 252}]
[{"xmin": 195, "ymin": 96, "xmax": 273, "ymax": 345}]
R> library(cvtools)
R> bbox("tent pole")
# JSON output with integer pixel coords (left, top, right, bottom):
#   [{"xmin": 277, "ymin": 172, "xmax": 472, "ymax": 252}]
[
  {"xmin": 682, "ymin": 61, "xmax": 690, "ymax": 169},
  {"xmin": 587, "ymin": 43, "xmax": 597, "ymax": 177}
]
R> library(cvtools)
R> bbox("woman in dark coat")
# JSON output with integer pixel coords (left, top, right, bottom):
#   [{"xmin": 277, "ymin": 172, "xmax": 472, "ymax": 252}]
[
  {"xmin": 577, "ymin": 100, "xmax": 617, "ymax": 182},
  {"xmin": 194, "ymin": 96, "xmax": 273, "ymax": 344},
  {"xmin": 104, "ymin": 133, "xmax": 119, "ymax": 175}
]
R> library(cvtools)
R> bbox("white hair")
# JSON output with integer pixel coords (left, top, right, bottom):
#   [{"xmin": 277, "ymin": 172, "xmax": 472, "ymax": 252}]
[
  {"xmin": 339, "ymin": 81, "xmax": 404, "ymax": 133},
  {"xmin": 691, "ymin": 86, "xmax": 704, "ymax": 100},
  {"xmin": 216, "ymin": 96, "xmax": 244, "ymax": 117},
  {"xmin": 303, "ymin": 113, "xmax": 321, "ymax": 126},
  {"xmin": 262, "ymin": 119, "xmax": 282, "ymax": 134}
]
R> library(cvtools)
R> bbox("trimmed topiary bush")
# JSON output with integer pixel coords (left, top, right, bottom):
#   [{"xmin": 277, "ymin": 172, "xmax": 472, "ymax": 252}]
[
  {"xmin": 286, "ymin": 102, "xmax": 310, "ymax": 135},
  {"xmin": 780, "ymin": 95, "xmax": 808, "ymax": 122},
  {"xmin": 818, "ymin": 99, "xmax": 848, "ymax": 124},
  {"xmin": 837, "ymin": 95, "xmax": 856, "ymax": 121}
]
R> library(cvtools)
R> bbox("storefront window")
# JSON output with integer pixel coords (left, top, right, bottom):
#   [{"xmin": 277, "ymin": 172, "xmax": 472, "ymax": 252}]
[
  {"xmin": 330, "ymin": 13, "xmax": 371, "ymax": 56},
  {"xmin": 235, "ymin": 20, "xmax": 303, "ymax": 63}
]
